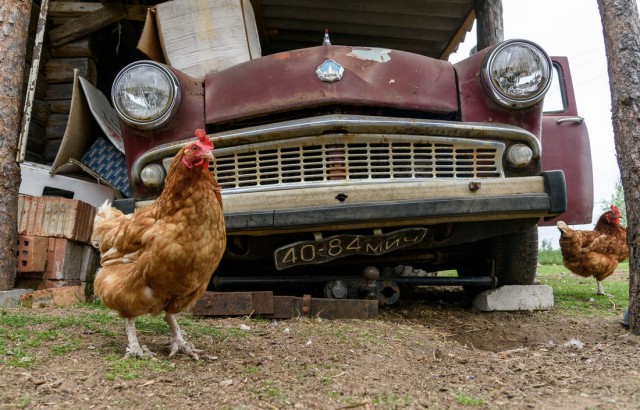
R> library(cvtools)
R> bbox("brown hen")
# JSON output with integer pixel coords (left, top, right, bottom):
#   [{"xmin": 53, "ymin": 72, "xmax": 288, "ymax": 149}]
[
  {"xmin": 557, "ymin": 205, "xmax": 628, "ymax": 295},
  {"xmin": 92, "ymin": 129, "xmax": 226, "ymax": 359}
]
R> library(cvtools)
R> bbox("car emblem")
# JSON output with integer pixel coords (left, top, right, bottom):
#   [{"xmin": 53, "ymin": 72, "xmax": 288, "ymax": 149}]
[{"xmin": 315, "ymin": 59, "xmax": 344, "ymax": 83}]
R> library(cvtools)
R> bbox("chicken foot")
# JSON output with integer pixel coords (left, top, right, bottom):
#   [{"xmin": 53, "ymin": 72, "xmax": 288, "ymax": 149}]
[
  {"xmin": 165, "ymin": 313, "xmax": 202, "ymax": 360},
  {"xmin": 124, "ymin": 318, "xmax": 156, "ymax": 359}
]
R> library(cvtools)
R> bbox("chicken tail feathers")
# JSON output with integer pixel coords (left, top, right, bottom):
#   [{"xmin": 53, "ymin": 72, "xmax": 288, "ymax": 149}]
[
  {"xmin": 91, "ymin": 202, "xmax": 125, "ymax": 249},
  {"xmin": 99, "ymin": 199, "xmax": 112, "ymax": 210},
  {"xmin": 557, "ymin": 221, "xmax": 571, "ymax": 237}
]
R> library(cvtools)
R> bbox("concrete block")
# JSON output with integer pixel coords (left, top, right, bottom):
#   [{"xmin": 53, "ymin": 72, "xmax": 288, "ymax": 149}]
[
  {"xmin": 473, "ymin": 285, "xmax": 554, "ymax": 312},
  {"xmin": 16, "ymin": 235, "xmax": 49, "ymax": 272},
  {"xmin": 79, "ymin": 245, "xmax": 100, "ymax": 282},
  {"xmin": 0, "ymin": 289, "xmax": 32, "ymax": 307}
]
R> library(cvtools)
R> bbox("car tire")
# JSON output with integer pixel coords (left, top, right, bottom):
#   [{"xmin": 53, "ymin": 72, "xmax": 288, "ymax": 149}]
[
  {"xmin": 457, "ymin": 225, "xmax": 538, "ymax": 294},
  {"xmin": 492, "ymin": 225, "xmax": 538, "ymax": 286}
]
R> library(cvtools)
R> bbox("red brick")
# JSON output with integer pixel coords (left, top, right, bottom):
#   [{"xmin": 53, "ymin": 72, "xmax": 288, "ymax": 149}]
[
  {"xmin": 45, "ymin": 238, "xmax": 83, "ymax": 280},
  {"xmin": 16, "ymin": 235, "xmax": 49, "ymax": 272},
  {"xmin": 17, "ymin": 195, "xmax": 97, "ymax": 244}
]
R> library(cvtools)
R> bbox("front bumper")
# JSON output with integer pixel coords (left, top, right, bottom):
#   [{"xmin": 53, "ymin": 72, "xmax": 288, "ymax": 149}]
[{"xmin": 220, "ymin": 171, "xmax": 566, "ymax": 234}]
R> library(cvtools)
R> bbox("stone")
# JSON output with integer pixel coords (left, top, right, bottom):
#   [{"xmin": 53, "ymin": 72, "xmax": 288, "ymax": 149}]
[
  {"xmin": 0, "ymin": 289, "xmax": 33, "ymax": 307},
  {"xmin": 19, "ymin": 285, "xmax": 86, "ymax": 309}
]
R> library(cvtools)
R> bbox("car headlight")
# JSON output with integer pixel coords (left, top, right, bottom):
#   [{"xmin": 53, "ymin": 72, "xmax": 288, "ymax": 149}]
[
  {"xmin": 482, "ymin": 40, "xmax": 552, "ymax": 108},
  {"xmin": 111, "ymin": 61, "xmax": 181, "ymax": 129}
]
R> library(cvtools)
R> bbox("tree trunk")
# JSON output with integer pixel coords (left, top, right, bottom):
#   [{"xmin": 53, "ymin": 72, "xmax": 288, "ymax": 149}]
[
  {"xmin": 475, "ymin": 0, "xmax": 504, "ymax": 51},
  {"xmin": 0, "ymin": 0, "xmax": 31, "ymax": 290},
  {"xmin": 597, "ymin": 0, "xmax": 640, "ymax": 334}
]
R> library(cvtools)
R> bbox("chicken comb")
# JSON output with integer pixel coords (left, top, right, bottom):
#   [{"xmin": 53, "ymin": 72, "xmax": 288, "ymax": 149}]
[
  {"xmin": 611, "ymin": 205, "xmax": 620, "ymax": 213},
  {"xmin": 194, "ymin": 129, "xmax": 213, "ymax": 150}
]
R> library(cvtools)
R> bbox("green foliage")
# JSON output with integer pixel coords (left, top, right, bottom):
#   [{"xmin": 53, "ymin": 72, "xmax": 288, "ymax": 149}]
[
  {"xmin": 601, "ymin": 180, "xmax": 626, "ymax": 225},
  {"xmin": 538, "ymin": 243, "xmax": 563, "ymax": 265}
]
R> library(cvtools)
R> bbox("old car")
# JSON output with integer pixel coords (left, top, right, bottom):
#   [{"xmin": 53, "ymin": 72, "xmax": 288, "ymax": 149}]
[{"xmin": 109, "ymin": 1, "xmax": 592, "ymax": 304}]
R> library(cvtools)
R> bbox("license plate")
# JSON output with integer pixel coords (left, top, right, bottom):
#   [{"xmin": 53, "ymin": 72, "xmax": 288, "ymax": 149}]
[{"xmin": 274, "ymin": 228, "xmax": 428, "ymax": 270}]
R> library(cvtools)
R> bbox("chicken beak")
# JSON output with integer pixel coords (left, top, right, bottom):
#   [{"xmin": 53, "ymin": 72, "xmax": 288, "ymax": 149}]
[{"xmin": 201, "ymin": 151, "xmax": 215, "ymax": 160}]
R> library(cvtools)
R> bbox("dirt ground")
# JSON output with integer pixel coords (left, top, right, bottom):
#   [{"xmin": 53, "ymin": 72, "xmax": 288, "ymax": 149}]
[{"xmin": 1, "ymin": 283, "xmax": 639, "ymax": 410}]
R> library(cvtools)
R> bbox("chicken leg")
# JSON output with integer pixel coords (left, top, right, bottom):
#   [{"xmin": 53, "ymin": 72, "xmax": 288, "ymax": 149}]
[
  {"xmin": 124, "ymin": 318, "xmax": 155, "ymax": 358},
  {"xmin": 165, "ymin": 313, "xmax": 202, "ymax": 360},
  {"xmin": 597, "ymin": 280, "xmax": 605, "ymax": 295}
]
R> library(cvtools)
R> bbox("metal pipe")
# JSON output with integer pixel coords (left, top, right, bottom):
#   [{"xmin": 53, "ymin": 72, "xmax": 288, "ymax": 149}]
[{"xmin": 212, "ymin": 275, "xmax": 497, "ymax": 290}]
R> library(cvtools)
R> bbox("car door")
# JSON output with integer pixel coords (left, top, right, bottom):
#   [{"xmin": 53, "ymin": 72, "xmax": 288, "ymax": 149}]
[{"xmin": 539, "ymin": 57, "xmax": 594, "ymax": 226}]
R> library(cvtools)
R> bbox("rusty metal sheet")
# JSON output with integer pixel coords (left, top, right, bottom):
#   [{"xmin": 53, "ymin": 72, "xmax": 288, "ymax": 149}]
[
  {"xmin": 191, "ymin": 291, "xmax": 274, "ymax": 316},
  {"xmin": 205, "ymin": 45, "xmax": 457, "ymax": 125}
]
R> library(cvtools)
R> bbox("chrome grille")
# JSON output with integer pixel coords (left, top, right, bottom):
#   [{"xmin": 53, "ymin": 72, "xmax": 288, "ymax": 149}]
[{"xmin": 207, "ymin": 135, "xmax": 504, "ymax": 191}]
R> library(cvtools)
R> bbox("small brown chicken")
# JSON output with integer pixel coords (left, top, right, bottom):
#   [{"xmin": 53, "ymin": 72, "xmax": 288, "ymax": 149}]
[
  {"xmin": 557, "ymin": 205, "xmax": 628, "ymax": 295},
  {"xmin": 92, "ymin": 129, "xmax": 226, "ymax": 359}
]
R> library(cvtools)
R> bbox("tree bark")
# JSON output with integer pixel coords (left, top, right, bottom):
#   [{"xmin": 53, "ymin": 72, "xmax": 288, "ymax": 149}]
[
  {"xmin": 475, "ymin": 0, "xmax": 504, "ymax": 51},
  {"xmin": 0, "ymin": 0, "xmax": 31, "ymax": 290},
  {"xmin": 597, "ymin": 0, "xmax": 640, "ymax": 334}
]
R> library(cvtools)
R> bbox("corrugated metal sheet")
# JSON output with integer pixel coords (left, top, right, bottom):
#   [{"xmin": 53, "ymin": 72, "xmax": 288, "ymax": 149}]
[{"xmin": 250, "ymin": 0, "xmax": 476, "ymax": 59}]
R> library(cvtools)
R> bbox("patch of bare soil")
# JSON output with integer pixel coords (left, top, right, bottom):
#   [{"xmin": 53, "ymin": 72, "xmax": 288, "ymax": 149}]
[{"xmin": 1, "ymin": 286, "xmax": 638, "ymax": 410}]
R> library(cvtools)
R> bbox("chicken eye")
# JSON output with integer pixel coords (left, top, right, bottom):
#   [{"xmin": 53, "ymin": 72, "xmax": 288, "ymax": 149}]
[{"xmin": 191, "ymin": 145, "xmax": 200, "ymax": 151}]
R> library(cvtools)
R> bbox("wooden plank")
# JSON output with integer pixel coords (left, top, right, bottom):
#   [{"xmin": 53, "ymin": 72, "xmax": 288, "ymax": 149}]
[
  {"xmin": 270, "ymin": 295, "xmax": 378, "ymax": 319},
  {"xmin": 26, "ymin": 122, "xmax": 47, "ymax": 154},
  {"xmin": 18, "ymin": 0, "xmax": 49, "ymax": 162},
  {"xmin": 46, "ymin": 113, "xmax": 69, "ymax": 140},
  {"xmin": 44, "ymin": 139, "xmax": 63, "ymax": 163},
  {"xmin": 45, "ymin": 58, "xmax": 96, "ymax": 84},
  {"xmin": 49, "ymin": 2, "xmax": 147, "ymax": 21},
  {"xmin": 48, "ymin": 3, "xmax": 126, "ymax": 48},
  {"xmin": 51, "ymin": 36, "xmax": 93, "ymax": 58},
  {"xmin": 45, "ymin": 83, "xmax": 73, "ymax": 100},
  {"xmin": 191, "ymin": 291, "xmax": 275, "ymax": 316},
  {"xmin": 31, "ymin": 100, "xmax": 51, "ymax": 127},
  {"xmin": 49, "ymin": 2, "xmax": 103, "ymax": 18},
  {"xmin": 49, "ymin": 99, "xmax": 71, "ymax": 114}
]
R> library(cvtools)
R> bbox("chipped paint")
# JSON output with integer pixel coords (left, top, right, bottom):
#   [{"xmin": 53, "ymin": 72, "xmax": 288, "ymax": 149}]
[{"xmin": 347, "ymin": 47, "xmax": 392, "ymax": 63}]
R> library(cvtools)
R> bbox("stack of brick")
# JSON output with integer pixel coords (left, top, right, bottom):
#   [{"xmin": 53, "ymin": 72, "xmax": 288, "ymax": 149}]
[{"xmin": 15, "ymin": 195, "xmax": 100, "ymax": 297}]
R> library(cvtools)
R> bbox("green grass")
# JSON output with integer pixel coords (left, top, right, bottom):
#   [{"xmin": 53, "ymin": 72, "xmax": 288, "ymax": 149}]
[
  {"xmin": 0, "ymin": 304, "xmax": 248, "ymax": 372},
  {"xmin": 372, "ymin": 391, "xmax": 412, "ymax": 408},
  {"xmin": 454, "ymin": 393, "xmax": 485, "ymax": 406},
  {"xmin": 103, "ymin": 354, "xmax": 176, "ymax": 381},
  {"xmin": 536, "ymin": 249, "xmax": 629, "ymax": 316}
]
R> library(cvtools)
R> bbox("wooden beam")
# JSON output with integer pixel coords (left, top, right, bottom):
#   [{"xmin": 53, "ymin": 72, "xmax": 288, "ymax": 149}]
[
  {"xmin": 45, "ymin": 58, "xmax": 96, "ymax": 84},
  {"xmin": 49, "ymin": 2, "xmax": 146, "ymax": 21},
  {"xmin": 48, "ymin": 3, "xmax": 126, "ymax": 48},
  {"xmin": 18, "ymin": 0, "xmax": 48, "ymax": 163},
  {"xmin": 475, "ymin": 0, "xmax": 504, "ymax": 51}
]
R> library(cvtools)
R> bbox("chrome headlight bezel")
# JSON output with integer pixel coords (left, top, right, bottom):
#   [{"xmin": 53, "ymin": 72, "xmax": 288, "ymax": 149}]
[
  {"xmin": 111, "ymin": 61, "xmax": 181, "ymax": 130},
  {"xmin": 481, "ymin": 39, "xmax": 553, "ymax": 109}
]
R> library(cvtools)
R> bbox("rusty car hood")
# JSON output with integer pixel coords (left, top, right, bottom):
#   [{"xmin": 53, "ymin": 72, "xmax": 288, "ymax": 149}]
[{"xmin": 204, "ymin": 45, "xmax": 458, "ymax": 125}]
